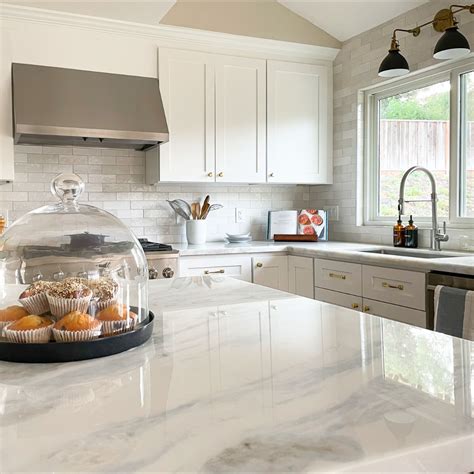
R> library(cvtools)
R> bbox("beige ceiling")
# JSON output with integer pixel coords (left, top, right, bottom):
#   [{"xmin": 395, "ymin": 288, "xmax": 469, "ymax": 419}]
[{"xmin": 279, "ymin": 0, "xmax": 430, "ymax": 42}]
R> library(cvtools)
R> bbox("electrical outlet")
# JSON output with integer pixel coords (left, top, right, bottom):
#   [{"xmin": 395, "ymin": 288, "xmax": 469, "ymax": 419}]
[
  {"xmin": 235, "ymin": 208, "xmax": 244, "ymax": 223},
  {"xmin": 325, "ymin": 205, "xmax": 339, "ymax": 222}
]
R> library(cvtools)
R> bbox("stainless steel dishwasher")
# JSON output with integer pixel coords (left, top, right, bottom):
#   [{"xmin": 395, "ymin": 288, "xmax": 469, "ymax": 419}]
[{"xmin": 427, "ymin": 271, "xmax": 474, "ymax": 329}]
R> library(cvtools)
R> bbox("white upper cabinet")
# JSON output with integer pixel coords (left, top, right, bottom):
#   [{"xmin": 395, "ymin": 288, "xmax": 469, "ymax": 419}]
[
  {"xmin": 158, "ymin": 48, "xmax": 215, "ymax": 182},
  {"xmin": 215, "ymin": 55, "xmax": 266, "ymax": 183},
  {"xmin": 267, "ymin": 60, "xmax": 332, "ymax": 184},
  {"xmin": 154, "ymin": 49, "xmax": 333, "ymax": 185}
]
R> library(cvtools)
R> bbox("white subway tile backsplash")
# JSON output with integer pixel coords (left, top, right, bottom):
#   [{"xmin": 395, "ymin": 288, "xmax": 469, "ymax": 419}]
[{"xmin": 1, "ymin": 145, "xmax": 309, "ymax": 242}]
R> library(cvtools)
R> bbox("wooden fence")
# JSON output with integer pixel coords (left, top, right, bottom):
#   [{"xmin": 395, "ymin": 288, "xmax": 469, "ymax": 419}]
[{"xmin": 380, "ymin": 120, "xmax": 474, "ymax": 171}]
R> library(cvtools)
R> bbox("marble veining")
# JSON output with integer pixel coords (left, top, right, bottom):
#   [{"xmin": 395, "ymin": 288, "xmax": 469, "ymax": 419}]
[
  {"xmin": 0, "ymin": 277, "xmax": 473, "ymax": 472},
  {"xmin": 173, "ymin": 241, "xmax": 474, "ymax": 275}
]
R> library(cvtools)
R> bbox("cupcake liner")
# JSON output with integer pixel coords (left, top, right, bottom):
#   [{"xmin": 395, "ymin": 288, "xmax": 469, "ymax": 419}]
[
  {"xmin": 52, "ymin": 324, "xmax": 102, "ymax": 342},
  {"xmin": 88, "ymin": 298, "xmax": 118, "ymax": 316},
  {"xmin": 47, "ymin": 293, "xmax": 92, "ymax": 319},
  {"xmin": 0, "ymin": 320, "xmax": 14, "ymax": 334},
  {"xmin": 100, "ymin": 317, "xmax": 136, "ymax": 337},
  {"xmin": 19, "ymin": 293, "xmax": 50, "ymax": 315},
  {"xmin": 3, "ymin": 323, "xmax": 54, "ymax": 344}
]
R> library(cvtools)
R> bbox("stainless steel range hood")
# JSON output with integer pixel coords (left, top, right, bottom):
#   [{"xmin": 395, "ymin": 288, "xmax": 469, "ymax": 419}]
[{"xmin": 12, "ymin": 63, "xmax": 169, "ymax": 151}]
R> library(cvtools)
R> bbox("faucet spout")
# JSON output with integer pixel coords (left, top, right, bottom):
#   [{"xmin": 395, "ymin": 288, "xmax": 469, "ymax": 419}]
[{"xmin": 398, "ymin": 166, "xmax": 448, "ymax": 251}]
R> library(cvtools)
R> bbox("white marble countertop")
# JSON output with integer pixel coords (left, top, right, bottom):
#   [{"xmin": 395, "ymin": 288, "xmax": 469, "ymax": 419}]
[
  {"xmin": 1, "ymin": 277, "xmax": 473, "ymax": 472},
  {"xmin": 173, "ymin": 241, "xmax": 474, "ymax": 275}
]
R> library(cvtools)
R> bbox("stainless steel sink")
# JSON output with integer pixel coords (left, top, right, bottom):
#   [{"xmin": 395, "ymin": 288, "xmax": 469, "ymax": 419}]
[{"xmin": 360, "ymin": 249, "xmax": 463, "ymax": 259}]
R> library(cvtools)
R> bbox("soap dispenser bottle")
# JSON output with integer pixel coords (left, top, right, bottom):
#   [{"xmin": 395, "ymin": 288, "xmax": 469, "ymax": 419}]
[
  {"xmin": 404, "ymin": 215, "xmax": 418, "ymax": 248},
  {"xmin": 393, "ymin": 215, "xmax": 405, "ymax": 247}
]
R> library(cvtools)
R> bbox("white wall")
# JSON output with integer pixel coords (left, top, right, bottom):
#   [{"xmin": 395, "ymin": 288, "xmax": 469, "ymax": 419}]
[{"xmin": 310, "ymin": 0, "xmax": 474, "ymax": 250}]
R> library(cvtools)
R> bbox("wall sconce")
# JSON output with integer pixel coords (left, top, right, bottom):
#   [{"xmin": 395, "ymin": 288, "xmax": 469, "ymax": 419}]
[{"xmin": 378, "ymin": 4, "xmax": 474, "ymax": 77}]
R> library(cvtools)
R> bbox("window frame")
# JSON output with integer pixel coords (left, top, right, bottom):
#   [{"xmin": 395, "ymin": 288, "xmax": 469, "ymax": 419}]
[{"xmin": 362, "ymin": 57, "xmax": 474, "ymax": 229}]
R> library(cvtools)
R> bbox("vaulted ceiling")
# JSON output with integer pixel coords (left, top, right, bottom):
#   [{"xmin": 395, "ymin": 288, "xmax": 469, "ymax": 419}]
[
  {"xmin": 3, "ymin": 0, "xmax": 431, "ymax": 43},
  {"xmin": 278, "ymin": 0, "xmax": 430, "ymax": 41}
]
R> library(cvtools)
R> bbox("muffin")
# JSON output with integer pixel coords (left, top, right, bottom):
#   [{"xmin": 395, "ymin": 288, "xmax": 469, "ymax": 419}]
[
  {"xmin": 0, "ymin": 305, "xmax": 30, "ymax": 332},
  {"xmin": 19, "ymin": 280, "xmax": 56, "ymax": 315},
  {"xmin": 46, "ymin": 280, "xmax": 93, "ymax": 319},
  {"xmin": 96, "ymin": 304, "xmax": 137, "ymax": 336},
  {"xmin": 3, "ymin": 315, "xmax": 54, "ymax": 343},
  {"xmin": 88, "ymin": 277, "xmax": 119, "ymax": 313},
  {"xmin": 53, "ymin": 311, "xmax": 102, "ymax": 342}
]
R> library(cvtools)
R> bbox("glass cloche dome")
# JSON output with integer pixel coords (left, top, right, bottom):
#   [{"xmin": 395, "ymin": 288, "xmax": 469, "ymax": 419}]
[{"xmin": 0, "ymin": 173, "xmax": 150, "ymax": 355}]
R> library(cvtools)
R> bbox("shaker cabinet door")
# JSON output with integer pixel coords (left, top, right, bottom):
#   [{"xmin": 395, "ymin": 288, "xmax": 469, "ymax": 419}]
[
  {"xmin": 214, "ymin": 55, "xmax": 266, "ymax": 183},
  {"xmin": 267, "ymin": 60, "xmax": 332, "ymax": 184},
  {"xmin": 158, "ymin": 48, "xmax": 215, "ymax": 182},
  {"xmin": 253, "ymin": 255, "xmax": 289, "ymax": 292}
]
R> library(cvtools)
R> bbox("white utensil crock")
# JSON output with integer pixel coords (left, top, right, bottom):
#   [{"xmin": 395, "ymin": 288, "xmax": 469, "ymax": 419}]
[{"xmin": 186, "ymin": 220, "xmax": 207, "ymax": 245}]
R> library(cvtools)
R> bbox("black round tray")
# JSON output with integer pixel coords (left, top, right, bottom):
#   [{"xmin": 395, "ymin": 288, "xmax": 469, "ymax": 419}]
[{"xmin": 0, "ymin": 309, "xmax": 154, "ymax": 363}]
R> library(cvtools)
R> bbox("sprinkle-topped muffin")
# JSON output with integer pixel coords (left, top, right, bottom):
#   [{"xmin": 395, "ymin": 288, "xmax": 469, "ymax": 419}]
[
  {"xmin": 3, "ymin": 315, "xmax": 54, "ymax": 343},
  {"xmin": 47, "ymin": 280, "xmax": 93, "ymax": 319},
  {"xmin": 53, "ymin": 311, "xmax": 102, "ymax": 342},
  {"xmin": 19, "ymin": 280, "xmax": 56, "ymax": 315},
  {"xmin": 96, "ymin": 304, "xmax": 137, "ymax": 336},
  {"xmin": 88, "ymin": 277, "xmax": 119, "ymax": 312}
]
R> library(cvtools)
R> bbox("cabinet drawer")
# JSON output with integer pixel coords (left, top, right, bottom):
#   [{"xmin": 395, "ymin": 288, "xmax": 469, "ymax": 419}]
[
  {"xmin": 314, "ymin": 287, "xmax": 363, "ymax": 311},
  {"xmin": 362, "ymin": 265, "xmax": 425, "ymax": 311},
  {"xmin": 179, "ymin": 256, "xmax": 252, "ymax": 281},
  {"xmin": 362, "ymin": 298, "xmax": 426, "ymax": 328},
  {"xmin": 314, "ymin": 259, "xmax": 362, "ymax": 296}
]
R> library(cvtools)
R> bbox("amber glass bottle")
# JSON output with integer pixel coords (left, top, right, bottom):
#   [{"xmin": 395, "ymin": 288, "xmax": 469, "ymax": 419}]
[
  {"xmin": 404, "ymin": 215, "xmax": 418, "ymax": 248},
  {"xmin": 393, "ymin": 215, "xmax": 405, "ymax": 247}
]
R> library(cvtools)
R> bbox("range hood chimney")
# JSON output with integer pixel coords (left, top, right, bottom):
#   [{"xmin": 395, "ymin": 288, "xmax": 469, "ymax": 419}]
[{"xmin": 12, "ymin": 64, "xmax": 169, "ymax": 151}]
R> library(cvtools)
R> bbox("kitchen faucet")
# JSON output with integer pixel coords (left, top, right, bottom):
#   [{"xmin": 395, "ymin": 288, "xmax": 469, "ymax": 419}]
[{"xmin": 398, "ymin": 166, "xmax": 449, "ymax": 251}]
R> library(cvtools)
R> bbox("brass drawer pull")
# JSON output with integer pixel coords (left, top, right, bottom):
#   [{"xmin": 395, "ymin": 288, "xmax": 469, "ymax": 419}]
[
  {"xmin": 382, "ymin": 282, "xmax": 404, "ymax": 290},
  {"xmin": 363, "ymin": 305, "xmax": 370, "ymax": 312},
  {"xmin": 204, "ymin": 269, "xmax": 225, "ymax": 274},
  {"xmin": 329, "ymin": 272, "xmax": 346, "ymax": 280},
  {"xmin": 351, "ymin": 303, "xmax": 359, "ymax": 309}
]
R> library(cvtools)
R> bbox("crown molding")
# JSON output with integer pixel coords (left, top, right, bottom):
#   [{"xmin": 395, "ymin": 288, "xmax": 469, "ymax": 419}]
[{"xmin": 0, "ymin": 3, "xmax": 340, "ymax": 63}]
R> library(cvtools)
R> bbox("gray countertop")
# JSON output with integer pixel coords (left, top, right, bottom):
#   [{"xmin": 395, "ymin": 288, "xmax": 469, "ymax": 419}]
[{"xmin": 172, "ymin": 241, "xmax": 474, "ymax": 275}]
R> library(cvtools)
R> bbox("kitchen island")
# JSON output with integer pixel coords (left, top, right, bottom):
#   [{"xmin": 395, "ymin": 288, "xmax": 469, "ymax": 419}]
[{"xmin": 0, "ymin": 277, "xmax": 473, "ymax": 472}]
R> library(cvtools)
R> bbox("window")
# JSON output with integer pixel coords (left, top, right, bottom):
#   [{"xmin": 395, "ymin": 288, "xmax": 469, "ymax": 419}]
[{"xmin": 364, "ymin": 58, "xmax": 474, "ymax": 226}]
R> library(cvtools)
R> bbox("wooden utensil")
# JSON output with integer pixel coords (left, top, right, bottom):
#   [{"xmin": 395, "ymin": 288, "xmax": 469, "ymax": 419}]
[
  {"xmin": 196, "ymin": 202, "xmax": 201, "ymax": 220},
  {"xmin": 200, "ymin": 195, "xmax": 210, "ymax": 219},
  {"xmin": 191, "ymin": 203, "xmax": 197, "ymax": 220}
]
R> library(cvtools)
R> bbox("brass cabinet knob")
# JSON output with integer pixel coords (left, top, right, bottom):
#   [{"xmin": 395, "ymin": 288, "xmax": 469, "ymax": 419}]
[
  {"xmin": 269, "ymin": 172, "xmax": 274, "ymax": 178},
  {"xmin": 256, "ymin": 262, "xmax": 263, "ymax": 268},
  {"xmin": 207, "ymin": 172, "xmax": 213, "ymax": 177},
  {"xmin": 218, "ymin": 172, "xmax": 224, "ymax": 178},
  {"xmin": 351, "ymin": 303, "xmax": 359, "ymax": 309},
  {"xmin": 363, "ymin": 305, "xmax": 370, "ymax": 312}
]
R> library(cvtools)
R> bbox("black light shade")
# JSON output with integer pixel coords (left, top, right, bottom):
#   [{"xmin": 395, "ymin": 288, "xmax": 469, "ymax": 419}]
[
  {"xmin": 434, "ymin": 26, "xmax": 471, "ymax": 59},
  {"xmin": 378, "ymin": 49, "xmax": 410, "ymax": 78}
]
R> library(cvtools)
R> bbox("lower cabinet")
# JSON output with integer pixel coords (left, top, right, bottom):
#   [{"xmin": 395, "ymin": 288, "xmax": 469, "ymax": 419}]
[
  {"xmin": 314, "ymin": 287, "xmax": 362, "ymax": 311},
  {"xmin": 179, "ymin": 255, "xmax": 252, "ymax": 281},
  {"xmin": 288, "ymin": 256, "xmax": 314, "ymax": 298},
  {"xmin": 252, "ymin": 255, "xmax": 289, "ymax": 292},
  {"xmin": 362, "ymin": 299, "xmax": 426, "ymax": 328}
]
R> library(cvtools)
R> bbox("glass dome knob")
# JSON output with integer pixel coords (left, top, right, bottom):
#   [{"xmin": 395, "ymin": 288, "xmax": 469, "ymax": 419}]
[{"xmin": 51, "ymin": 173, "xmax": 85, "ymax": 204}]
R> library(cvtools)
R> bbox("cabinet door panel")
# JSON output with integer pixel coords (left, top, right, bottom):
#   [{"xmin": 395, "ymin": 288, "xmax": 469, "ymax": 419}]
[
  {"xmin": 253, "ymin": 255, "xmax": 289, "ymax": 292},
  {"xmin": 288, "ymin": 256, "xmax": 314, "ymax": 298},
  {"xmin": 215, "ymin": 56, "xmax": 266, "ymax": 183},
  {"xmin": 158, "ymin": 48, "xmax": 214, "ymax": 182},
  {"xmin": 267, "ymin": 60, "xmax": 331, "ymax": 184}
]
